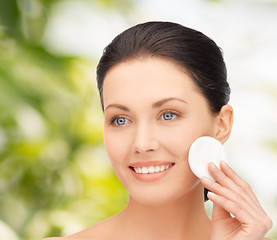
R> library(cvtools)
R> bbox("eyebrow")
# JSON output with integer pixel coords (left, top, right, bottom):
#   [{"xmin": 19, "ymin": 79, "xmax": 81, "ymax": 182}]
[
  {"xmin": 152, "ymin": 97, "xmax": 188, "ymax": 108},
  {"xmin": 104, "ymin": 97, "xmax": 187, "ymax": 112},
  {"xmin": 105, "ymin": 104, "xmax": 130, "ymax": 112}
]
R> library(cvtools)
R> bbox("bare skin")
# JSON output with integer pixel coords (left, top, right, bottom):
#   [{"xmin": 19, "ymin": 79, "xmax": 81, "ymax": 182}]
[{"xmin": 42, "ymin": 57, "xmax": 272, "ymax": 240}]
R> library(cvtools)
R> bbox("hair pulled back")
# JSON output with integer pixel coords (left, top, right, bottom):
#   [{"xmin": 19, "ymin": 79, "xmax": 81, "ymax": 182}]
[
  {"xmin": 97, "ymin": 21, "xmax": 230, "ymax": 112},
  {"xmin": 96, "ymin": 21, "xmax": 231, "ymax": 201}
]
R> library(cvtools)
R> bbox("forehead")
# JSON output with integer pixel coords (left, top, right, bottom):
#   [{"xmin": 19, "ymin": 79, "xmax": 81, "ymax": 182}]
[{"xmin": 102, "ymin": 57, "xmax": 202, "ymax": 108}]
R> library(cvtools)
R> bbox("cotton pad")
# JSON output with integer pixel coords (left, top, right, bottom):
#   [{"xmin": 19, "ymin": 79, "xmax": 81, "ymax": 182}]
[{"xmin": 188, "ymin": 136, "xmax": 228, "ymax": 181}]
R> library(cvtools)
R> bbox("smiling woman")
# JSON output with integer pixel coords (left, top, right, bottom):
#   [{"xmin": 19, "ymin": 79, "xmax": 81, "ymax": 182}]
[
  {"xmin": 102, "ymin": 57, "xmax": 219, "ymax": 207},
  {"xmin": 42, "ymin": 21, "xmax": 272, "ymax": 240}
]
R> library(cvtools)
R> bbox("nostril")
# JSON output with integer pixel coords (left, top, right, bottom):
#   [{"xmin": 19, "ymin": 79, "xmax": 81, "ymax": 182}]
[
  {"xmin": 133, "ymin": 127, "xmax": 160, "ymax": 153},
  {"xmin": 133, "ymin": 142, "xmax": 159, "ymax": 154}
]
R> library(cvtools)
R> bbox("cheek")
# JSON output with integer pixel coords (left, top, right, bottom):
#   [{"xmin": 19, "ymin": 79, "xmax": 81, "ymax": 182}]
[
  {"xmin": 155, "ymin": 126, "xmax": 201, "ymax": 196},
  {"xmin": 104, "ymin": 128, "xmax": 131, "ymax": 165},
  {"xmin": 158, "ymin": 118, "xmax": 216, "ymax": 161},
  {"xmin": 158, "ymin": 123, "xmax": 198, "ymax": 154}
]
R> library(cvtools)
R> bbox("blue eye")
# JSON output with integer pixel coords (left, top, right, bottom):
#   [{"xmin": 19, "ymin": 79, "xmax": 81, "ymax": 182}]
[
  {"xmin": 162, "ymin": 112, "xmax": 177, "ymax": 120},
  {"xmin": 114, "ymin": 117, "xmax": 127, "ymax": 125}
]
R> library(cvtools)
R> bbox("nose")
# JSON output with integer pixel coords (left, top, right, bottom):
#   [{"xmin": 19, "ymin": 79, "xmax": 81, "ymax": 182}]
[{"xmin": 132, "ymin": 121, "xmax": 160, "ymax": 154}]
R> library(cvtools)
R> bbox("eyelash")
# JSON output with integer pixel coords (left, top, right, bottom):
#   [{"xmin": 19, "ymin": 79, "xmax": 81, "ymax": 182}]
[
  {"xmin": 161, "ymin": 111, "xmax": 178, "ymax": 121},
  {"xmin": 109, "ymin": 110, "xmax": 180, "ymax": 126},
  {"xmin": 109, "ymin": 116, "xmax": 128, "ymax": 126}
]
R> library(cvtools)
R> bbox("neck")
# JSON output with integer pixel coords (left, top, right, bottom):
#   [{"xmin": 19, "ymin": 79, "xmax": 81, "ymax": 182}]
[{"xmin": 118, "ymin": 184, "xmax": 211, "ymax": 240}]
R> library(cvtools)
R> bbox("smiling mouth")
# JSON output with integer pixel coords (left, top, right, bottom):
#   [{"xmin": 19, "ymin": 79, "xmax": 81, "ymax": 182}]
[{"xmin": 129, "ymin": 163, "xmax": 175, "ymax": 174}]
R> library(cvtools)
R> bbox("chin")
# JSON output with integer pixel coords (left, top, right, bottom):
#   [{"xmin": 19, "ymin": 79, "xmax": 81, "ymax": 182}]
[
  {"xmin": 130, "ymin": 192, "xmax": 176, "ymax": 206},
  {"xmin": 127, "ymin": 180, "xmax": 201, "ymax": 207}
]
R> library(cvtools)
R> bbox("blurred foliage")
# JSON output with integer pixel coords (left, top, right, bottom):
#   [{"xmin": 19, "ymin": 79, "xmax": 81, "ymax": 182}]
[
  {"xmin": 0, "ymin": 0, "xmax": 131, "ymax": 239},
  {"xmin": 1, "ymin": 0, "xmax": 276, "ymax": 239}
]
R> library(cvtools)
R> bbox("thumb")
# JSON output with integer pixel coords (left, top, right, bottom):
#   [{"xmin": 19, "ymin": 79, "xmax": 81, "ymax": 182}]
[{"xmin": 212, "ymin": 202, "xmax": 231, "ymax": 221}]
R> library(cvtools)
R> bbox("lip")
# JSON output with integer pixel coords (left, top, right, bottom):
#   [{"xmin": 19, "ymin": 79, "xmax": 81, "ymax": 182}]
[{"xmin": 129, "ymin": 161, "xmax": 175, "ymax": 182}]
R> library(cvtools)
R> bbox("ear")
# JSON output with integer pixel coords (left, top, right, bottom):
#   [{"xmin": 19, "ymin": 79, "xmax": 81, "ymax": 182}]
[{"xmin": 214, "ymin": 104, "xmax": 233, "ymax": 144}]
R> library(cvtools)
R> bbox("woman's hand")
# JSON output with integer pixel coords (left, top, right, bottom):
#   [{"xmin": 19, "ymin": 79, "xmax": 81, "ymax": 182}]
[{"xmin": 201, "ymin": 161, "xmax": 273, "ymax": 240}]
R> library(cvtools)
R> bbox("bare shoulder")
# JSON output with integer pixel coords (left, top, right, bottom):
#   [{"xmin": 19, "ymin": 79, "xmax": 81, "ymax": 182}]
[
  {"xmin": 69, "ymin": 217, "xmax": 119, "ymax": 240},
  {"xmin": 41, "ymin": 236, "xmax": 274, "ymax": 240},
  {"xmin": 41, "ymin": 238, "xmax": 63, "ymax": 240},
  {"xmin": 42, "ymin": 214, "xmax": 121, "ymax": 240}
]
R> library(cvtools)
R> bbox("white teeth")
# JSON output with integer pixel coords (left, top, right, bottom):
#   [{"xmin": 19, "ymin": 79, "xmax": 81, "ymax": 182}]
[
  {"xmin": 142, "ymin": 167, "xmax": 148, "ymax": 174},
  {"xmin": 148, "ymin": 166, "xmax": 155, "ymax": 173},
  {"xmin": 133, "ymin": 164, "xmax": 173, "ymax": 174}
]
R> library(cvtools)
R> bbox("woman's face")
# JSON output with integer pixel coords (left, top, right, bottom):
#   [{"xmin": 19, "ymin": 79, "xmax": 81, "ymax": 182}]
[{"xmin": 103, "ymin": 57, "xmax": 218, "ymax": 205}]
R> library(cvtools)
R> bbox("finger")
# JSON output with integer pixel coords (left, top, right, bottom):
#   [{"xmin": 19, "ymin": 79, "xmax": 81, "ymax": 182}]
[
  {"xmin": 208, "ymin": 162, "xmax": 238, "ymax": 190},
  {"xmin": 207, "ymin": 191, "xmax": 253, "ymax": 224},
  {"xmin": 212, "ymin": 202, "xmax": 231, "ymax": 221},
  {"xmin": 208, "ymin": 192, "xmax": 273, "ymax": 236},
  {"xmin": 219, "ymin": 161, "xmax": 263, "ymax": 209},
  {"xmin": 208, "ymin": 162, "xmax": 262, "ymax": 211},
  {"xmin": 206, "ymin": 163, "xmax": 253, "ymax": 205},
  {"xmin": 208, "ymin": 163, "xmax": 273, "ymax": 234},
  {"xmin": 201, "ymin": 176, "xmax": 259, "ymax": 219}
]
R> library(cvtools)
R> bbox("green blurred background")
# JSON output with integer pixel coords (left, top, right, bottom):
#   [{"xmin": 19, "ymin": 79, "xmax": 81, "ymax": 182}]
[
  {"xmin": 0, "ymin": 0, "xmax": 276, "ymax": 239},
  {"xmin": 0, "ymin": 0, "xmax": 130, "ymax": 239}
]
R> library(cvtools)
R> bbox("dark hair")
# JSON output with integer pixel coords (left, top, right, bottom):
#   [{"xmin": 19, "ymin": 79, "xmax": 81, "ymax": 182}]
[{"xmin": 96, "ymin": 21, "xmax": 231, "ymax": 201}]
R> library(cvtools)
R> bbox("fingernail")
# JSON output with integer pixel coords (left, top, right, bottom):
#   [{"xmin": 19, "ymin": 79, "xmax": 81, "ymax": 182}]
[
  {"xmin": 207, "ymin": 191, "xmax": 217, "ymax": 198},
  {"xmin": 202, "ymin": 176, "xmax": 213, "ymax": 183},
  {"xmin": 209, "ymin": 162, "xmax": 218, "ymax": 169},
  {"xmin": 220, "ymin": 161, "xmax": 229, "ymax": 167}
]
